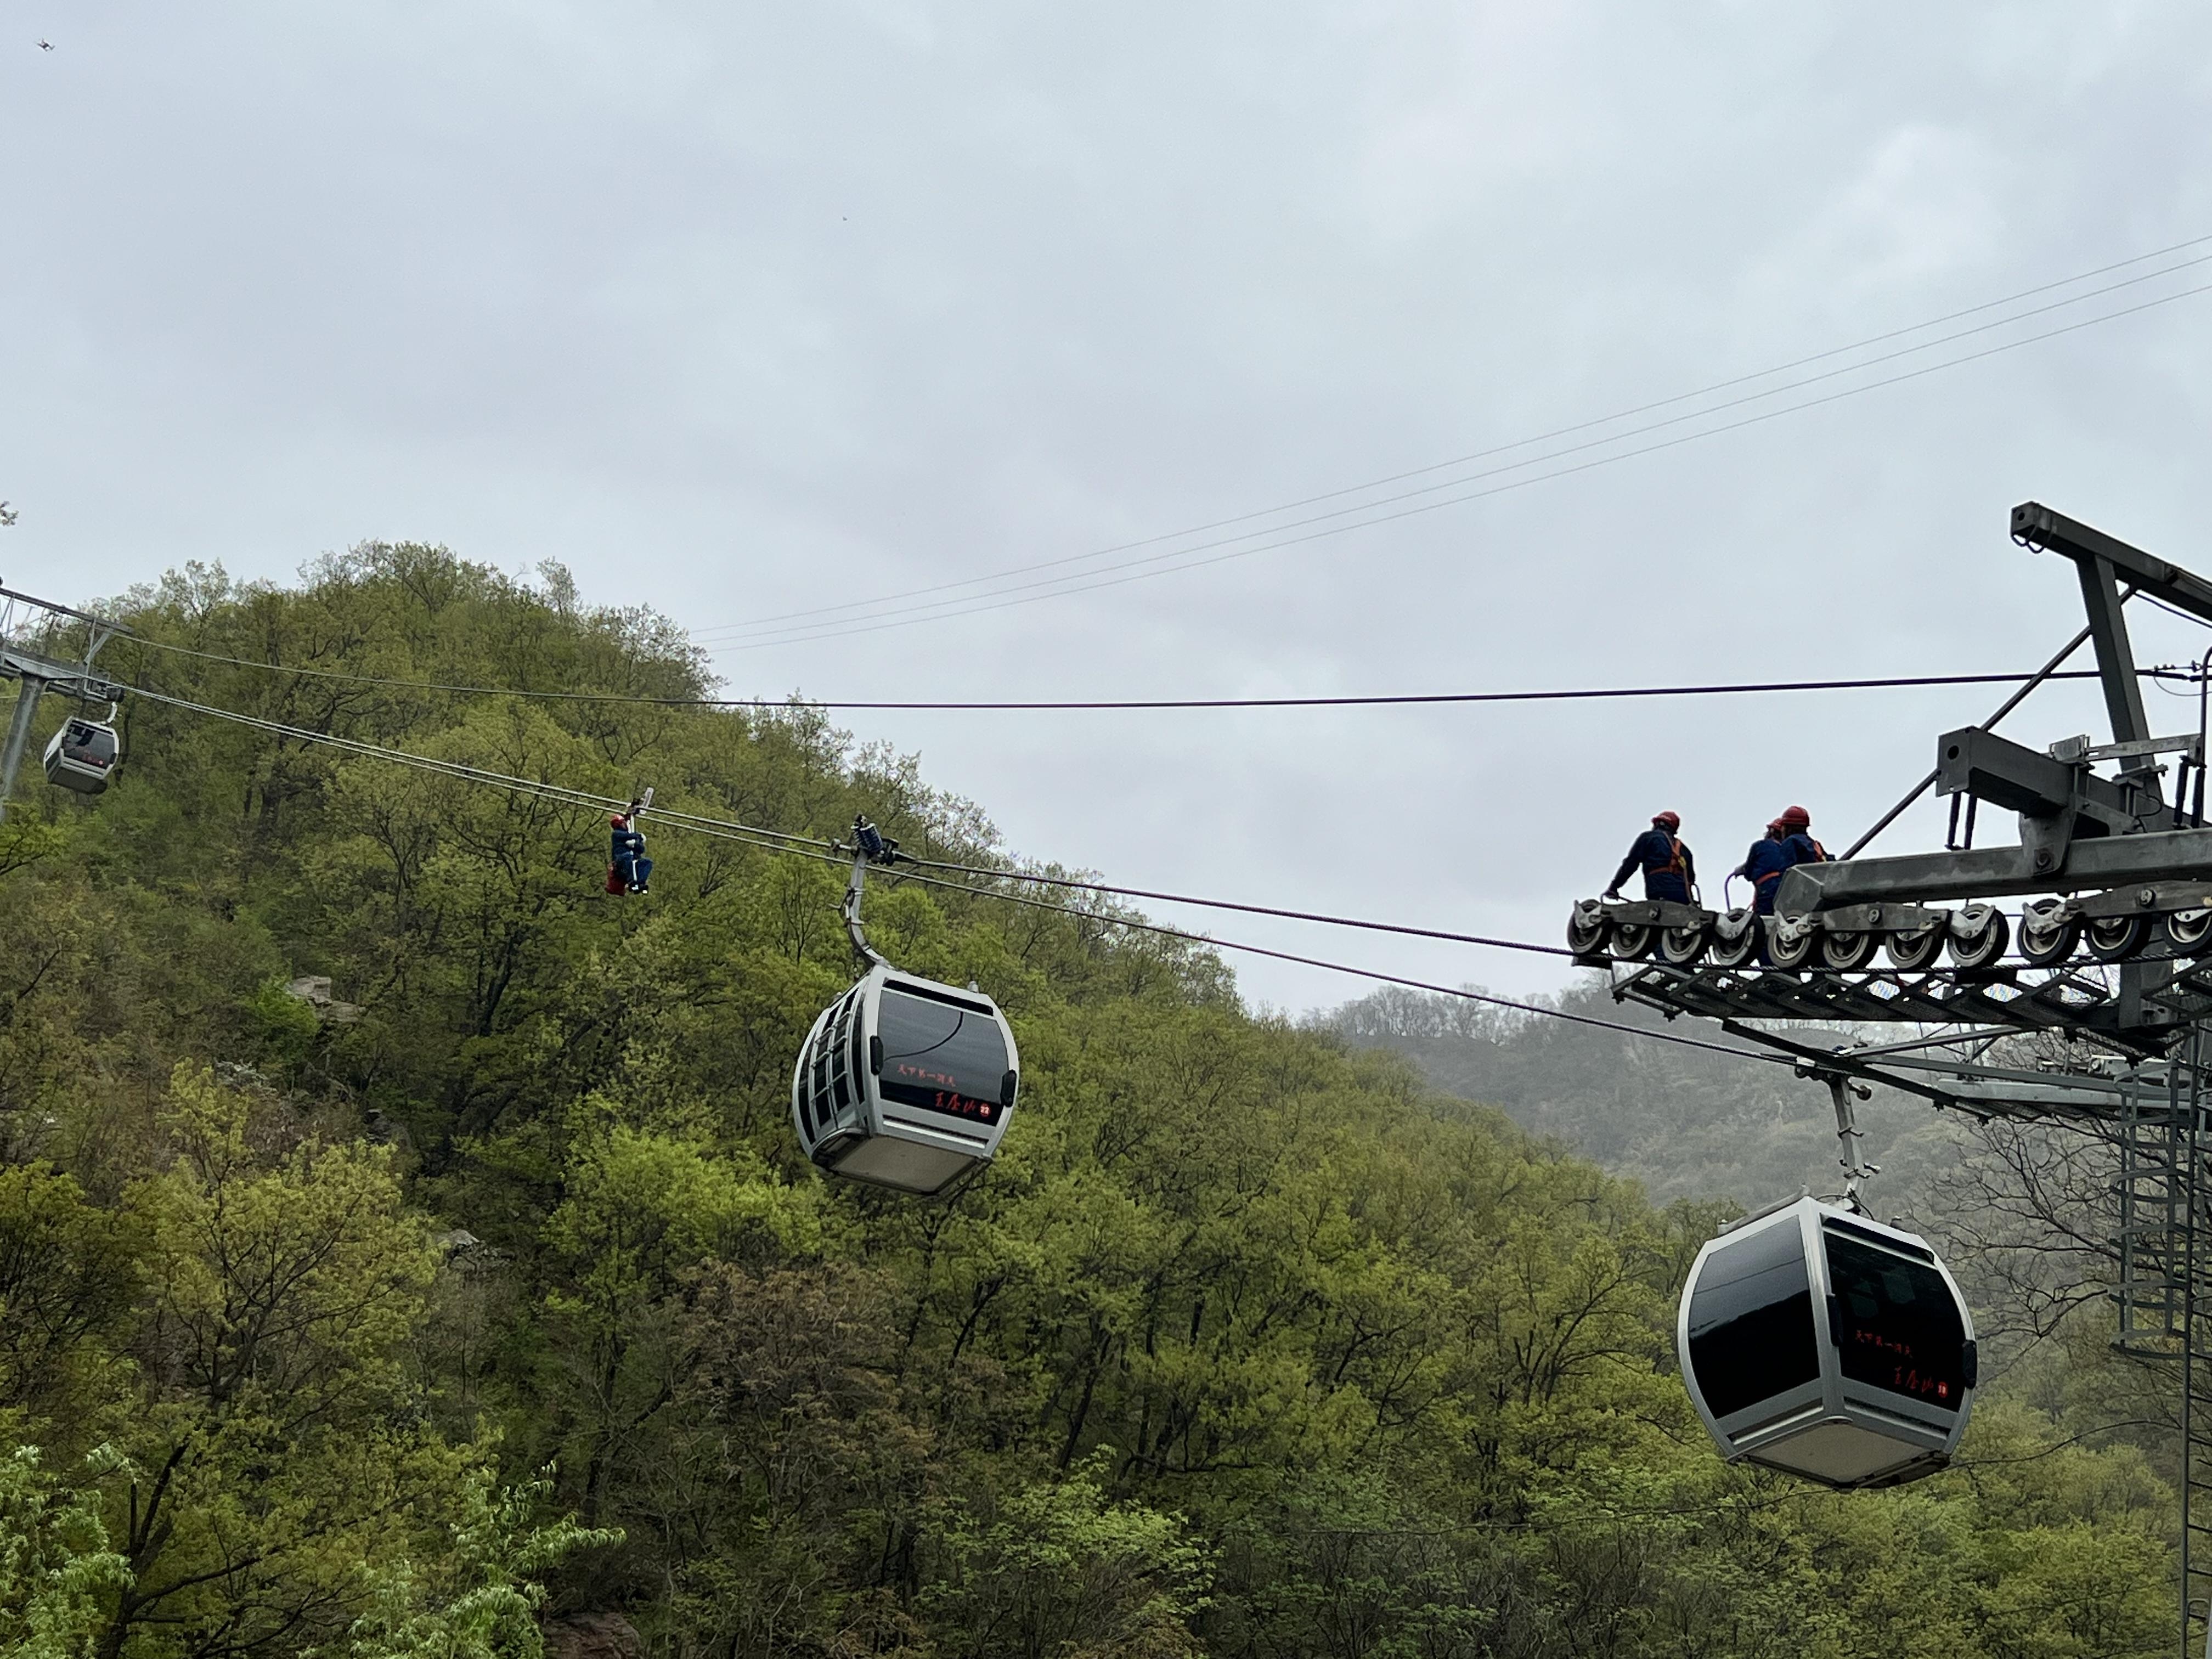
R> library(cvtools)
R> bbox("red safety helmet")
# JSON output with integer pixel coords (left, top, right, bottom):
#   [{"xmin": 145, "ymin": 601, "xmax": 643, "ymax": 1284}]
[
  {"xmin": 1778, "ymin": 804, "xmax": 1811, "ymax": 829},
  {"xmin": 1652, "ymin": 810, "xmax": 1681, "ymax": 830},
  {"xmin": 610, "ymin": 814, "xmax": 628, "ymax": 827}
]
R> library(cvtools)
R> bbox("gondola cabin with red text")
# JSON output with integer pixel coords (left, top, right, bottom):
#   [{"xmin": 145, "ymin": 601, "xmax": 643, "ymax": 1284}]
[
  {"xmin": 791, "ymin": 961, "xmax": 1019, "ymax": 1195},
  {"xmin": 1677, "ymin": 1195, "xmax": 1977, "ymax": 1489}
]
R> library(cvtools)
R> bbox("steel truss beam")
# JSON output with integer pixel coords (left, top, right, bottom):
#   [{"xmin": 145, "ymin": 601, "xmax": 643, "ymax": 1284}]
[
  {"xmin": 1610, "ymin": 953, "xmax": 2212, "ymax": 1053},
  {"xmin": 1776, "ymin": 827, "xmax": 2212, "ymax": 910}
]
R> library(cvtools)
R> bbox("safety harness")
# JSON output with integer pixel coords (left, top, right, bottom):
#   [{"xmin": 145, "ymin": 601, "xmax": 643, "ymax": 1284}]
[{"xmin": 1752, "ymin": 835, "xmax": 1827, "ymax": 895}]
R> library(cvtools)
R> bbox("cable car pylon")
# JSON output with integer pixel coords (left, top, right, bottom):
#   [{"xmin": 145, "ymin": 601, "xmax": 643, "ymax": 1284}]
[
  {"xmin": 0, "ymin": 582, "xmax": 128, "ymax": 817},
  {"xmin": 1571, "ymin": 502, "xmax": 2212, "ymax": 1646}
]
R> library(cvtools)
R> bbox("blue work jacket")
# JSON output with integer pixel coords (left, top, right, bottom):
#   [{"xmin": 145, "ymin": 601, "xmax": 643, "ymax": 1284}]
[
  {"xmin": 1741, "ymin": 833, "xmax": 1826, "ymax": 913},
  {"xmin": 1610, "ymin": 828, "xmax": 1695, "ymax": 903}
]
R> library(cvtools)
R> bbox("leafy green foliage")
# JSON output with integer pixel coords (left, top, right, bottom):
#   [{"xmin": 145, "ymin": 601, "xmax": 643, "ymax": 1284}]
[
  {"xmin": 0, "ymin": 546, "xmax": 2181, "ymax": 1656},
  {"xmin": 922, "ymin": 1450, "xmax": 1210, "ymax": 1659},
  {"xmin": 0, "ymin": 1444, "xmax": 130, "ymax": 1659},
  {"xmin": 344, "ymin": 1468, "xmax": 618, "ymax": 1659}
]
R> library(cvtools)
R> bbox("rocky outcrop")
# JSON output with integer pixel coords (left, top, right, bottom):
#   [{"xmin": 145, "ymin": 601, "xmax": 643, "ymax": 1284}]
[{"xmin": 284, "ymin": 975, "xmax": 363, "ymax": 1024}]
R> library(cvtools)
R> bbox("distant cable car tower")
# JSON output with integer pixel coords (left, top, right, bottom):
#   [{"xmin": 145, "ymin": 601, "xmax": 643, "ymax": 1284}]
[{"xmin": 0, "ymin": 582, "xmax": 128, "ymax": 817}]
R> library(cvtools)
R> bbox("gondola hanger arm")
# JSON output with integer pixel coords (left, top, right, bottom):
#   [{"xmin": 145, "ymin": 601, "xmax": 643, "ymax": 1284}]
[
  {"xmin": 840, "ymin": 815, "xmax": 904, "ymax": 969},
  {"xmin": 1799, "ymin": 1065, "xmax": 1879, "ymax": 1211}
]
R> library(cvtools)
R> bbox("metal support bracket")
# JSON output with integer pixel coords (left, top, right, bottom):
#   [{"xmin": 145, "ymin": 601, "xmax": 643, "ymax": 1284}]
[
  {"xmin": 1801, "ymin": 1067, "xmax": 1879, "ymax": 1210},
  {"xmin": 0, "ymin": 673, "xmax": 48, "ymax": 822},
  {"xmin": 1937, "ymin": 726, "xmax": 2166, "ymax": 865},
  {"xmin": 840, "ymin": 815, "xmax": 900, "ymax": 969},
  {"xmin": 1778, "ymin": 826, "xmax": 2212, "ymax": 912},
  {"xmin": 0, "ymin": 645, "xmax": 123, "ymax": 703},
  {"xmin": 2053, "ymin": 732, "xmax": 2206, "ymax": 768}
]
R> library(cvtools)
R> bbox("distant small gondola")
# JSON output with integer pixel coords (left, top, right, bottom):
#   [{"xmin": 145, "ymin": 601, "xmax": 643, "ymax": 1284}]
[
  {"xmin": 789, "ymin": 818, "xmax": 1020, "ymax": 1195},
  {"xmin": 1677, "ymin": 1194, "xmax": 1976, "ymax": 1489},
  {"xmin": 43, "ymin": 710, "xmax": 121, "ymax": 794}
]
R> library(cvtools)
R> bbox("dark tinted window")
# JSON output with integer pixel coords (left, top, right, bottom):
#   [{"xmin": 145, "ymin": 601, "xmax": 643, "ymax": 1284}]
[
  {"xmin": 1825, "ymin": 1231, "xmax": 1970, "ymax": 1410},
  {"xmin": 877, "ymin": 986, "xmax": 1009, "ymax": 1128},
  {"xmin": 1686, "ymin": 1221, "xmax": 1821, "ymax": 1419},
  {"xmin": 61, "ymin": 723, "xmax": 117, "ymax": 766}
]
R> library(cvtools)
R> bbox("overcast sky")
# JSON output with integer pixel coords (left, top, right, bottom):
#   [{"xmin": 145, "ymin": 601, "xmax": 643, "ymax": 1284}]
[{"xmin": 7, "ymin": 4, "xmax": 2212, "ymax": 1013}]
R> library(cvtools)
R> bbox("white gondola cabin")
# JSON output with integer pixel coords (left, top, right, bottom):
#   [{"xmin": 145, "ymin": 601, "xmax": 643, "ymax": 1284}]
[
  {"xmin": 791, "ymin": 961, "xmax": 1019, "ymax": 1195},
  {"xmin": 43, "ymin": 713, "xmax": 121, "ymax": 794},
  {"xmin": 1678, "ymin": 1195, "xmax": 1977, "ymax": 1489}
]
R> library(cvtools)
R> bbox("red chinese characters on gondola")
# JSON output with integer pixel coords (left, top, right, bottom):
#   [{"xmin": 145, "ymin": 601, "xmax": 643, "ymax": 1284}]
[{"xmin": 1678, "ymin": 1196, "xmax": 1977, "ymax": 1490}]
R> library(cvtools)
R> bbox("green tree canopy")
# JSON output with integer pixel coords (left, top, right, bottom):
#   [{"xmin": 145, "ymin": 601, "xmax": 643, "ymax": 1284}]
[{"xmin": 0, "ymin": 547, "xmax": 2179, "ymax": 1657}]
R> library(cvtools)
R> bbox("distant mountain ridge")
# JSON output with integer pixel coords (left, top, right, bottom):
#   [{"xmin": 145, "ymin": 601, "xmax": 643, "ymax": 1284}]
[{"xmin": 1320, "ymin": 977, "xmax": 1966, "ymax": 1215}]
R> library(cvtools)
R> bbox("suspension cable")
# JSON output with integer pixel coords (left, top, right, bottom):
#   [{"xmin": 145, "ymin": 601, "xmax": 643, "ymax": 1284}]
[
  {"xmin": 122, "ymin": 636, "xmax": 2176, "ymax": 712},
  {"xmin": 876, "ymin": 860, "xmax": 1782, "ymax": 1064},
  {"xmin": 131, "ymin": 685, "xmax": 1571, "ymax": 956},
  {"xmin": 898, "ymin": 853, "xmax": 1572, "ymax": 956},
  {"xmin": 128, "ymin": 684, "xmax": 1784, "ymax": 1065},
  {"xmin": 696, "ymin": 246, "xmax": 2212, "ymax": 646}
]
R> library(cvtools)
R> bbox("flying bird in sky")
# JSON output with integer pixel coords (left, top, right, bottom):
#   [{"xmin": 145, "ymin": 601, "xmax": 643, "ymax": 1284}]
[{"xmin": 37, "ymin": 39, "xmax": 54, "ymax": 50}]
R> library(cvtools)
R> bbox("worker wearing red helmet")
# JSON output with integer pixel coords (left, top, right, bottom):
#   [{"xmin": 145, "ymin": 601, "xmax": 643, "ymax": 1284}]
[
  {"xmin": 1733, "ymin": 804, "xmax": 1827, "ymax": 916},
  {"xmin": 1604, "ymin": 810, "xmax": 1697, "ymax": 904},
  {"xmin": 1776, "ymin": 805, "xmax": 1826, "ymax": 864},
  {"xmin": 608, "ymin": 803, "xmax": 653, "ymax": 896}
]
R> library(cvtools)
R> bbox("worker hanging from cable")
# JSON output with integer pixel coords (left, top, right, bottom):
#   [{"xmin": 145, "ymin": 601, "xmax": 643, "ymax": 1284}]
[
  {"xmin": 607, "ymin": 794, "xmax": 653, "ymax": 896},
  {"xmin": 1604, "ymin": 810, "xmax": 1697, "ymax": 904},
  {"xmin": 1734, "ymin": 804, "xmax": 1826, "ymax": 916}
]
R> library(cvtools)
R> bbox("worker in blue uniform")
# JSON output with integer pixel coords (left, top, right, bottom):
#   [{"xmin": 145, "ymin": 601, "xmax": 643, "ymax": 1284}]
[
  {"xmin": 1604, "ymin": 810, "xmax": 1696, "ymax": 904},
  {"xmin": 1775, "ymin": 804, "xmax": 1827, "ymax": 867},
  {"xmin": 609, "ymin": 804, "xmax": 653, "ymax": 896},
  {"xmin": 1735, "ymin": 804, "xmax": 1825, "ymax": 915}
]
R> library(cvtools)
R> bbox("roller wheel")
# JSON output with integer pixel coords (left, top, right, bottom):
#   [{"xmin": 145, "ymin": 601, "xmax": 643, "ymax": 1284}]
[
  {"xmin": 2164, "ymin": 908, "xmax": 2212, "ymax": 956},
  {"xmin": 2086, "ymin": 914, "xmax": 2151, "ymax": 964},
  {"xmin": 2018, "ymin": 899, "xmax": 2081, "ymax": 968},
  {"xmin": 1768, "ymin": 916, "xmax": 1816, "ymax": 970},
  {"xmin": 1708, "ymin": 911, "xmax": 1761, "ymax": 969},
  {"xmin": 1820, "ymin": 929, "xmax": 1878, "ymax": 970},
  {"xmin": 1567, "ymin": 904, "xmax": 1611, "ymax": 956},
  {"xmin": 1947, "ymin": 906, "xmax": 2011, "ymax": 970},
  {"xmin": 1884, "ymin": 924, "xmax": 1946, "ymax": 972},
  {"xmin": 1609, "ymin": 922, "xmax": 1655, "ymax": 961},
  {"xmin": 1657, "ymin": 923, "xmax": 1709, "ymax": 967}
]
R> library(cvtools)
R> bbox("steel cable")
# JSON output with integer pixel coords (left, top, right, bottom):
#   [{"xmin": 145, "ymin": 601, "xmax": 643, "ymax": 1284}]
[
  {"xmin": 700, "ymin": 280, "xmax": 2212, "ymax": 650},
  {"xmin": 695, "ymin": 236, "xmax": 2212, "ymax": 643},
  {"xmin": 129, "ymin": 684, "xmax": 1784, "ymax": 1065},
  {"xmin": 119, "ymin": 640, "xmax": 2186, "ymax": 713}
]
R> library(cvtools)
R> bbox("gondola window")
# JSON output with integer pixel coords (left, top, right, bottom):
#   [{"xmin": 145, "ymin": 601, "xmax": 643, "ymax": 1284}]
[
  {"xmin": 1686, "ymin": 1220, "xmax": 1822, "ymax": 1419},
  {"xmin": 1825, "ymin": 1232, "xmax": 1972, "ymax": 1406},
  {"xmin": 877, "ymin": 987, "xmax": 1010, "ymax": 1125}
]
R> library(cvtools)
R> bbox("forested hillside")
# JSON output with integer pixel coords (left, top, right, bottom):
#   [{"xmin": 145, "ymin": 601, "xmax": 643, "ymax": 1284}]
[
  {"xmin": 0, "ymin": 547, "xmax": 2182, "ymax": 1658},
  {"xmin": 1323, "ymin": 984, "xmax": 1966, "ymax": 1211}
]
